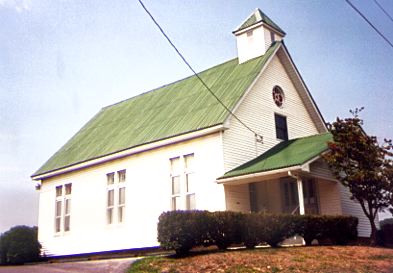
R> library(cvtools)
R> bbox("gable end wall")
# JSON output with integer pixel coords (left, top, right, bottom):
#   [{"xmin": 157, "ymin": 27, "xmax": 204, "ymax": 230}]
[{"xmin": 222, "ymin": 54, "xmax": 319, "ymax": 173}]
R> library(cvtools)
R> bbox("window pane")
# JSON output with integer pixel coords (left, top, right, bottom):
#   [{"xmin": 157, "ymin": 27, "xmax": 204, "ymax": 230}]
[
  {"xmin": 65, "ymin": 183, "xmax": 72, "ymax": 195},
  {"xmin": 55, "ymin": 218, "xmax": 61, "ymax": 233},
  {"xmin": 171, "ymin": 196, "xmax": 180, "ymax": 210},
  {"xmin": 275, "ymin": 114, "xmax": 288, "ymax": 140},
  {"xmin": 118, "ymin": 170, "xmax": 126, "ymax": 183},
  {"xmin": 184, "ymin": 154, "xmax": 194, "ymax": 170},
  {"xmin": 119, "ymin": 187, "xmax": 125, "ymax": 205},
  {"xmin": 186, "ymin": 173, "xmax": 194, "ymax": 193},
  {"xmin": 56, "ymin": 201, "xmax": 62, "ymax": 217},
  {"xmin": 107, "ymin": 190, "xmax": 114, "ymax": 207},
  {"xmin": 64, "ymin": 216, "xmax": 70, "ymax": 231},
  {"xmin": 171, "ymin": 176, "xmax": 180, "ymax": 195},
  {"xmin": 118, "ymin": 207, "xmax": 124, "ymax": 223},
  {"xmin": 56, "ymin": 186, "xmax": 63, "ymax": 197},
  {"xmin": 65, "ymin": 199, "xmax": 71, "ymax": 214},
  {"xmin": 107, "ymin": 173, "xmax": 115, "ymax": 185},
  {"xmin": 107, "ymin": 208, "xmax": 113, "ymax": 224},
  {"xmin": 186, "ymin": 194, "xmax": 196, "ymax": 210},
  {"xmin": 170, "ymin": 157, "xmax": 180, "ymax": 174}
]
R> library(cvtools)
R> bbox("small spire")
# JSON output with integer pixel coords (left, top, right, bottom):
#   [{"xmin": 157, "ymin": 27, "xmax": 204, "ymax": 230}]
[{"xmin": 233, "ymin": 8, "xmax": 285, "ymax": 35}]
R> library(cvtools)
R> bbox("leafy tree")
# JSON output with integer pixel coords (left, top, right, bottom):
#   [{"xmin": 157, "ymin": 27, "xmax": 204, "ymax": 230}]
[
  {"xmin": 323, "ymin": 108, "xmax": 393, "ymax": 245},
  {"xmin": 0, "ymin": 226, "xmax": 41, "ymax": 265}
]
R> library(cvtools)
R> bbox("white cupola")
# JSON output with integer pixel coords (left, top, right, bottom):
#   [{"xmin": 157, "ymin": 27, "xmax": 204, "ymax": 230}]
[{"xmin": 233, "ymin": 8, "xmax": 286, "ymax": 64}]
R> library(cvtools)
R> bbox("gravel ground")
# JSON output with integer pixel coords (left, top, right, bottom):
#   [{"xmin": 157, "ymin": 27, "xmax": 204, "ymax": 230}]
[{"xmin": 0, "ymin": 257, "xmax": 140, "ymax": 273}]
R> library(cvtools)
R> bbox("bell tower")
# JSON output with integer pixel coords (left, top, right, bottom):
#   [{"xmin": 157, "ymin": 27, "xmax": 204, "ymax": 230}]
[{"xmin": 233, "ymin": 9, "xmax": 286, "ymax": 64}]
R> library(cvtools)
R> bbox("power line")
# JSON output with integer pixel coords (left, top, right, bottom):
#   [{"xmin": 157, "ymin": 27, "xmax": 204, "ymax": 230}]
[
  {"xmin": 137, "ymin": 0, "xmax": 263, "ymax": 141},
  {"xmin": 373, "ymin": 0, "xmax": 393, "ymax": 24},
  {"xmin": 345, "ymin": 0, "xmax": 393, "ymax": 49}
]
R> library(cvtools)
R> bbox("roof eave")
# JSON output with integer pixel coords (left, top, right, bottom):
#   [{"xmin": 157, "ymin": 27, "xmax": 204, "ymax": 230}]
[
  {"xmin": 216, "ymin": 165, "xmax": 303, "ymax": 184},
  {"xmin": 32, "ymin": 124, "xmax": 226, "ymax": 180}
]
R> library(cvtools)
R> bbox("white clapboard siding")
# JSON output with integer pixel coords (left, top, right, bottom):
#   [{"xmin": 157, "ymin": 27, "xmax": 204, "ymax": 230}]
[
  {"xmin": 309, "ymin": 159, "xmax": 336, "ymax": 181},
  {"xmin": 317, "ymin": 179, "xmax": 342, "ymax": 215},
  {"xmin": 38, "ymin": 133, "xmax": 226, "ymax": 256},
  {"xmin": 339, "ymin": 184, "xmax": 379, "ymax": 238},
  {"xmin": 224, "ymin": 184, "xmax": 251, "ymax": 212},
  {"xmin": 223, "ymin": 54, "xmax": 320, "ymax": 172}
]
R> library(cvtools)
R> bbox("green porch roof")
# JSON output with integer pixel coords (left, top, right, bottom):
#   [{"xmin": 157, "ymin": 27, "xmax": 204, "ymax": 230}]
[
  {"xmin": 33, "ymin": 42, "xmax": 280, "ymax": 177},
  {"xmin": 234, "ymin": 8, "xmax": 286, "ymax": 35},
  {"xmin": 219, "ymin": 133, "xmax": 332, "ymax": 179}
]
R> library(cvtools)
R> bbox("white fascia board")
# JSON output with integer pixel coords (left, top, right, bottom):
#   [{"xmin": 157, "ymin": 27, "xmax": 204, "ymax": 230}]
[
  {"xmin": 216, "ymin": 165, "xmax": 302, "ymax": 184},
  {"xmin": 277, "ymin": 45, "xmax": 327, "ymax": 133},
  {"xmin": 223, "ymin": 43, "xmax": 281, "ymax": 128},
  {"xmin": 32, "ymin": 124, "xmax": 226, "ymax": 181},
  {"xmin": 233, "ymin": 22, "xmax": 264, "ymax": 36}
]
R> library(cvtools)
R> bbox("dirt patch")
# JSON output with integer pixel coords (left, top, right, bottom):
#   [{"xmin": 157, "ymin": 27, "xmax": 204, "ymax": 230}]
[{"xmin": 128, "ymin": 246, "xmax": 393, "ymax": 273}]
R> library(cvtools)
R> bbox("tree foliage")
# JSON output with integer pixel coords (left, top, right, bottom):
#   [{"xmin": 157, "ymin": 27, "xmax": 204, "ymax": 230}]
[
  {"xmin": 0, "ymin": 226, "xmax": 41, "ymax": 265},
  {"xmin": 323, "ymin": 108, "xmax": 393, "ymax": 245}
]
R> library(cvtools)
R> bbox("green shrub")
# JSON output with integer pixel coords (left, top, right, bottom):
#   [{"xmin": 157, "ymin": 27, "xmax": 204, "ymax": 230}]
[
  {"xmin": 258, "ymin": 214, "xmax": 296, "ymax": 247},
  {"xmin": 377, "ymin": 221, "xmax": 393, "ymax": 246},
  {"xmin": 210, "ymin": 211, "xmax": 244, "ymax": 250},
  {"xmin": 0, "ymin": 226, "xmax": 41, "ymax": 265},
  {"xmin": 157, "ymin": 211, "xmax": 358, "ymax": 254},
  {"xmin": 157, "ymin": 210, "xmax": 211, "ymax": 255},
  {"xmin": 293, "ymin": 215, "xmax": 327, "ymax": 246},
  {"xmin": 326, "ymin": 216, "xmax": 358, "ymax": 245},
  {"xmin": 241, "ymin": 213, "xmax": 261, "ymax": 249}
]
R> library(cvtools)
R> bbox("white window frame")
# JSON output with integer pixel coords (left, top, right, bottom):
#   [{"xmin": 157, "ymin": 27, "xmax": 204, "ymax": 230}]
[
  {"xmin": 184, "ymin": 154, "xmax": 196, "ymax": 210},
  {"xmin": 106, "ymin": 170, "xmax": 126, "ymax": 225},
  {"xmin": 54, "ymin": 183, "xmax": 72, "ymax": 234},
  {"xmin": 170, "ymin": 157, "xmax": 181, "ymax": 210},
  {"xmin": 170, "ymin": 153, "xmax": 196, "ymax": 211}
]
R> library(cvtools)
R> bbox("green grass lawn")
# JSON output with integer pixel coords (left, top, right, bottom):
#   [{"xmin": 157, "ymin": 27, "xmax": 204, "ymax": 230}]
[{"xmin": 128, "ymin": 246, "xmax": 393, "ymax": 273}]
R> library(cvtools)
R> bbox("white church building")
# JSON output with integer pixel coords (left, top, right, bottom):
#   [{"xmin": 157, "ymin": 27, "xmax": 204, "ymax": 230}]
[{"xmin": 32, "ymin": 9, "xmax": 371, "ymax": 256}]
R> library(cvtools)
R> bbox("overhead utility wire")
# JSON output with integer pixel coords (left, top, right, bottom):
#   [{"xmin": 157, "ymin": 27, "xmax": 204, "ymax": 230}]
[
  {"xmin": 345, "ymin": 0, "xmax": 393, "ymax": 49},
  {"xmin": 137, "ymin": 0, "xmax": 263, "ymax": 141},
  {"xmin": 373, "ymin": 0, "xmax": 393, "ymax": 23}
]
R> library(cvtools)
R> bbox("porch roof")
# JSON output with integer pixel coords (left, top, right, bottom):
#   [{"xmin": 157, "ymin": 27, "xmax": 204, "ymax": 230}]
[{"xmin": 218, "ymin": 133, "xmax": 332, "ymax": 180}]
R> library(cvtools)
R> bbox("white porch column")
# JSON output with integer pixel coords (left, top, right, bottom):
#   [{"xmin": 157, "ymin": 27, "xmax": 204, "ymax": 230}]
[{"xmin": 297, "ymin": 176, "xmax": 305, "ymax": 215}]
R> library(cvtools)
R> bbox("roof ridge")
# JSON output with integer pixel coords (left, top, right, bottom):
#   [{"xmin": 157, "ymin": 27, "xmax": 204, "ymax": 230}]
[{"xmin": 101, "ymin": 57, "xmax": 240, "ymax": 110}]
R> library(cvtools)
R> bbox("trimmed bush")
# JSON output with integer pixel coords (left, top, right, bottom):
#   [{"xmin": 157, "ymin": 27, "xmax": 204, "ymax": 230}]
[
  {"xmin": 378, "ymin": 220, "xmax": 393, "ymax": 247},
  {"xmin": 326, "ymin": 216, "xmax": 358, "ymax": 245},
  {"xmin": 293, "ymin": 215, "xmax": 327, "ymax": 246},
  {"xmin": 241, "ymin": 213, "xmax": 261, "ymax": 249},
  {"xmin": 293, "ymin": 215, "xmax": 358, "ymax": 246},
  {"xmin": 157, "ymin": 210, "xmax": 211, "ymax": 255},
  {"xmin": 0, "ymin": 226, "xmax": 41, "ymax": 265},
  {"xmin": 210, "ymin": 211, "xmax": 244, "ymax": 250},
  {"xmin": 259, "ymin": 214, "xmax": 295, "ymax": 247},
  {"xmin": 157, "ymin": 211, "xmax": 358, "ymax": 254}
]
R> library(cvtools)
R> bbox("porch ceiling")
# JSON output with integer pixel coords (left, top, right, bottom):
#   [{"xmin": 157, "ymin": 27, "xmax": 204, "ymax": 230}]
[{"xmin": 218, "ymin": 133, "xmax": 332, "ymax": 181}]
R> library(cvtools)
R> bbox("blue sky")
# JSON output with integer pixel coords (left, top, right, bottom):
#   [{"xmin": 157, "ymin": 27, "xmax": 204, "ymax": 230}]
[{"xmin": 0, "ymin": 0, "xmax": 392, "ymax": 232}]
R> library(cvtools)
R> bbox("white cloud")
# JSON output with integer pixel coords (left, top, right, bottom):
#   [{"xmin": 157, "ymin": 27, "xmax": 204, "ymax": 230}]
[{"xmin": 0, "ymin": 0, "xmax": 32, "ymax": 13}]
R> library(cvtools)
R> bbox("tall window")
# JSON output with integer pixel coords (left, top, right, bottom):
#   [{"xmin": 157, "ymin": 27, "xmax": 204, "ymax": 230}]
[
  {"xmin": 106, "ymin": 170, "xmax": 126, "ymax": 225},
  {"xmin": 170, "ymin": 153, "xmax": 196, "ymax": 210},
  {"xmin": 275, "ymin": 113, "xmax": 288, "ymax": 141},
  {"xmin": 55, "ymin": 183, "xmax": 72, "ymax": 233},
  {"xmin": 184, "ymin": 154, "xmax": 195, "ymax": 210},
  {"xmin": 170, "ymin": 157, "xmax": 181, "ymax": 210}
]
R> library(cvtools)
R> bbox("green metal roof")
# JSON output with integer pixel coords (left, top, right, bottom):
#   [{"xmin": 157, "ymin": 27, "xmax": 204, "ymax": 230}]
[
  {"xmin": 219, "ymin": 133, "xmax": 332, "ymax": 179},
  {"xmin": 234, "ymin": 8, "xmax": 286, "ymax": 35},
  {"xmin": 33, "ymin": 42, "xmax": 281, "ymax": 177}
]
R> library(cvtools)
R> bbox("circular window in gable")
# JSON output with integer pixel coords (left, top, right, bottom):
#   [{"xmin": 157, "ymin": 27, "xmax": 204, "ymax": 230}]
[{"xmin": 272, "ymin": 86, "xmax": 285, "ymax": 107}]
